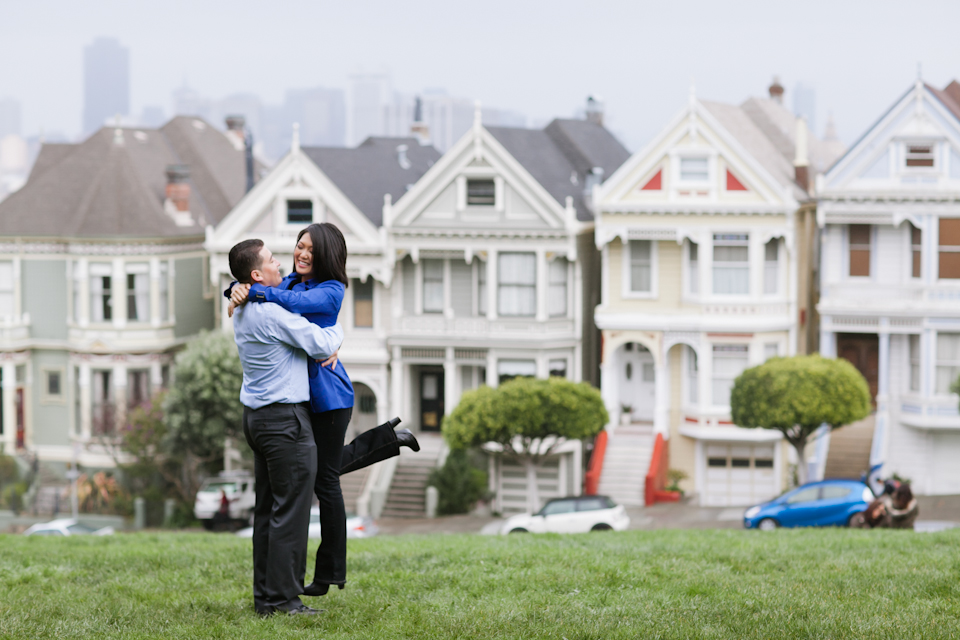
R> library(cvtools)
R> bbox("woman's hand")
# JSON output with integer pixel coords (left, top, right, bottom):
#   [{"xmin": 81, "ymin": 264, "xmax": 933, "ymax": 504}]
[
  {"xmin": 318, "ymin": 350, "xmax": 339, "ymax": 371},
  {"xmin": 230, "ymin": 283, "xmax": 251, "ymax": 307}
]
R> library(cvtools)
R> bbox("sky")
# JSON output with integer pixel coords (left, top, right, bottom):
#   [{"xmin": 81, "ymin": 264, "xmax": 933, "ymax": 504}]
[{"xmin": 1, "ymin": 0, "xmax": 960, "ymax": 151}]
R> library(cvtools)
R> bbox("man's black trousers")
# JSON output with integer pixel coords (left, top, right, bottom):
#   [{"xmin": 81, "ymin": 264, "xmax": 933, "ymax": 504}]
[{"xmin": 243, "ymin": 402, "xmax": 316, "ymax": 613}]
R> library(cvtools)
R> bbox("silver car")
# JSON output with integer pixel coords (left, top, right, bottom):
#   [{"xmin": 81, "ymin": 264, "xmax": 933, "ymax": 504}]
[
  {"xmin": 500, "ymin": 496, "xmax": 630, "ymax": 534},
  {"xmin": 23, "ymin": 518, "xmax": 115, "ymax": 536}
]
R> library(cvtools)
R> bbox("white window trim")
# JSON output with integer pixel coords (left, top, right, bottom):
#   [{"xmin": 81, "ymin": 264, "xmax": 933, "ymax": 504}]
[
  {"xmin": 710, "ymin": 232, "xmax": 753, "ymax": 299},
  {"xmin": 350, "ymin": 277, "xmax": 376, "ymax": 331},
  {"xmin": 708, "ymin": 342, "xmax": 751, "ymax": 410},
  {"xmin": 901, "ymin": 140, "xmax": 938, "ymax": 173},
  {"xmin": 670, "ymin": 150, "xmax": 718, "ymax": 198},
  {"xmin": 40, "ymin": 366, "xmax": 66, "ymax": 404},
  {"xmin": 682, "ymin": 239, "xmax": 700, "ymax": 302},
  {"xmin": 276, "ymin": 191, "xmax": 323, "ymax": 232},
  {"xmin": 621, "ymin": 238, "xmax": 659, "ymax": 300},
  {"xmin": 762, "ymin": 238, "xmax": 781, "ymax": 297}
]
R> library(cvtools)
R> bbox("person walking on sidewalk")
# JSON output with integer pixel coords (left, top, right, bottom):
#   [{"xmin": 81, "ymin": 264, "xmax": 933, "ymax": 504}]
[{"xmin": 229, "ymin": 238, "xmax": 344, "ymax": 616}]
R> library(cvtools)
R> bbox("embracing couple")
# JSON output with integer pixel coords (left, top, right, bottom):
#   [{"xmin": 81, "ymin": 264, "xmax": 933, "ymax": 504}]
[{"xmin": 227, "ymin": 223, "xmax": 419, "ymax": 616}]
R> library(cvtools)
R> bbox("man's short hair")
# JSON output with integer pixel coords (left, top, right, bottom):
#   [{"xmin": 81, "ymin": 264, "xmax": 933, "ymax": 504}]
[{"xmin": 229, "ymin": 239, "xmax": 265, "ymax": 284}]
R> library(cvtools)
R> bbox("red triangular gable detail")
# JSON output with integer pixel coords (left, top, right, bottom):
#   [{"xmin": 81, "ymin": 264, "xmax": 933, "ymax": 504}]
[
  {"xmin": 640, "ymin": 169, "xmax": 662, "ymax": 191},
  {"xmin": 726, "ymin": 169, "xmax": 748, "ymax": 191}
]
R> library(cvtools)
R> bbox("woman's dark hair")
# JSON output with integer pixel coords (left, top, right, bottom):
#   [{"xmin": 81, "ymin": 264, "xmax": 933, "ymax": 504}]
[
  {"xmin": 296, "ymin": 222, "xmax": 348, "ymax": 286},
  {"xmin": 893, "ymin": 483, "xmax": 913, "ymax": 508}
]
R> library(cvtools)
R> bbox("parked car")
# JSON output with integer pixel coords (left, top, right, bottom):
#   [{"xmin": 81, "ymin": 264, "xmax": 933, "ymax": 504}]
[
  {"xmin": 499, "ymin": 496, "xmax": 630, "ymax": 534},
  {"xmin": 235, "ymin": 506, "xmax": 379, "ymax": 539},
  {"xmin": 743, "ymin": 479, "xmax": 875, "ymax": 530},
  {"xmin": 23, "ymin": 518, "xmax": 115, "ymax": 536},
  {"xmin": 194, "ymin": 472, "xmax": 256, "ymax": 530}
]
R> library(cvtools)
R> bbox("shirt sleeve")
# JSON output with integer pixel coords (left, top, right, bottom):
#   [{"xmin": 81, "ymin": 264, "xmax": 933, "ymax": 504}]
[
  {"xmin": 269, "ymin": 306, "xmax": 343, "ymax": 359},
  {"xmin": 223, "ymin": 280, "xmax": 238, "ymax": 299},
  {"xmin": 249, "ymin": 281, "xmax": 342, "ymax": 315}
]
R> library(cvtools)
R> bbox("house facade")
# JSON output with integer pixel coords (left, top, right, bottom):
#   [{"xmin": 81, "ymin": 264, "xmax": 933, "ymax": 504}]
[
  {"xmin": 0, "ymin": 116, "xmax": 254, "ymax": 466},
  {"xmin": 593, "ymin": 84, "xmax": 844, "ymax": 507},
  {"xmin": 207, "ymin": 107, "xmax": 629, "ymax": 514},
  {"xmin": 817, "ymin": 79, "xmax": 960, "ymax": 495}
]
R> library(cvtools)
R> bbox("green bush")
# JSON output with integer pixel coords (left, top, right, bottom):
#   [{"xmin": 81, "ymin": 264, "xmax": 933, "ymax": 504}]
[{"xmin": 428, "ymin": 449, "xmax": 489, "ymax": 515}]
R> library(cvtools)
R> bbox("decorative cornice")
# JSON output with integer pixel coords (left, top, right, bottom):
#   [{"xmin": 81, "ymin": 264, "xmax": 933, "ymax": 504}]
[{"xmin": 0, "ymin": 241, "xmax": 205, "ymax": 256}]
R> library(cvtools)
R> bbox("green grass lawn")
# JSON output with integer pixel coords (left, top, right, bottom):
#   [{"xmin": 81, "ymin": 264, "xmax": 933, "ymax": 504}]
[{"xmin": 0, "ymin": 528, "xmax": 958, "ymax": 639}]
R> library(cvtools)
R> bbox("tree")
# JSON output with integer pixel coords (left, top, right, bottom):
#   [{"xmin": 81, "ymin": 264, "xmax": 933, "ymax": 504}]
[
  {"xmin": 443, "ymin": 377, "xmax": 608, "ymax": 513},
  {"xmin": 162, "ymin": 330, "xmax": 245, "ymax": 503},
  {"xmin": 730, "ymin": 355, "xmax": 871, "ymax": 485}
]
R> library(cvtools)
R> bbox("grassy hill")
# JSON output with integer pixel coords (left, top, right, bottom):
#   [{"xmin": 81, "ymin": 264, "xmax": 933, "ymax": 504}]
[{"xmin": 0, "ymin": 528, "xmax": 958, "ymax": 639}]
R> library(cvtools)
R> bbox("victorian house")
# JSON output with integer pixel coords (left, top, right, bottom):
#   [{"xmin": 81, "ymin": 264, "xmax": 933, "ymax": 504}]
[
  {"xmin": 0, "ymin": 116, "xmax": 255, "ymax": 467},
  {"xmin": 592, "ymin": 82, "xmax": 844, "ymax": 507},
  {"xmin": 817, "ymin": 79, "xmax": 960, "ymax": 495},
  {"xmin": 207, "ymin": 104, "xmax": 629, "ymax": 515}
]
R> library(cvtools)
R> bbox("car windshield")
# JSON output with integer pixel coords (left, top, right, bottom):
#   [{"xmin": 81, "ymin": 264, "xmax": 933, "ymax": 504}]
[
  {"xmin": 538, "ymin": 500, "xmax": 577, "ymax": 516},
  {"xmin": 199, "ymin": 481, "xmax": 239, "ymax": 494}
]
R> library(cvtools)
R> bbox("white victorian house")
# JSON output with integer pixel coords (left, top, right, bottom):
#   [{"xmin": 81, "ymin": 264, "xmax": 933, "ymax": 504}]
[
  {"xmin": 207, "ymin": 106, "xmax": 630, "ymax": 516},
  {"xmin": 592, "ymin": 83, "xmax": 844, "ymax": 507},
  {"xmin": 817, "ymin": 79, "xmax": 960, "ymax": 495}
]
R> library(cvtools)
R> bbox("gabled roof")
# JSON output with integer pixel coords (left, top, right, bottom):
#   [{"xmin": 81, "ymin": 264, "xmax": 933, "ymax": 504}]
[
  {"xmin": 302, "ymin": 137, "xmax": 441, "ymax": 226},
  {"xmin": 0, "ymin": 117, "xmax": 255, "ymax": 239},
  {"xmin": 926, "ymin": 80, "xmax": 960, "ymax": 122},
  {"xmin": 486, "ymin": 118, "xmax": 629, "ymax": 221}
]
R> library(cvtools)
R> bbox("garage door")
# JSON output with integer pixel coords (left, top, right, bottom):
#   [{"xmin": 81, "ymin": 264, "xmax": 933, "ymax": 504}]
[{"xmin": 702, "ymin": 444, "xmax": 777, "ymax": 507}]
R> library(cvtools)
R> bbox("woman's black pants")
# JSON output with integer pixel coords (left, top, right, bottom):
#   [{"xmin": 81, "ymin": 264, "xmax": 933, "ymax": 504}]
[{"xmin": 311, "ymin": 408, "xmax": 402, "ymax": 584}]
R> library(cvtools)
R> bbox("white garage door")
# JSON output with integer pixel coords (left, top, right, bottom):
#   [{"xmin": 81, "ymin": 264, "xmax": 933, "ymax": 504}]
[{"xmin": 702, "ymin": 444, "xmax": 777, "ymax": 507}]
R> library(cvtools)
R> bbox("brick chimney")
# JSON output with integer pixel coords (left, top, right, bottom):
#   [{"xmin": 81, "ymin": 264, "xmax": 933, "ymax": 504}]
[
  {"xmin": 769, "ymin": 76, "xmax": 784, "ymax": 105},
  {"xmin": 585, "ymin": 96, "xmax": 604, "ymax": 126},
  {"xmin": 165, "ymin": 164, "xmax": 190, "ymax": 212}
]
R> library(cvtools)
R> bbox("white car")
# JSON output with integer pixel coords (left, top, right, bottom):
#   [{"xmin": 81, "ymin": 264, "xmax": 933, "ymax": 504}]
[
  {"xmin": 499, "ymin": 496, "xmax": 630, "ymax": 534},
  {"xmin": 236, "ymin": 506, "xmax": 379, "ymax": 539},
  {"xmin": 194, "ymin": 472, "xmax": 256, "ymax": 529},
  {"xmin": 23, "ymin": 518, "xmax": 115, "ymax": 537}
]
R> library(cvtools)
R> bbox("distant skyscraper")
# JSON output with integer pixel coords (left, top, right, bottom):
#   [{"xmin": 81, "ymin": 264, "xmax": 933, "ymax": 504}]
[
  {"xmin": 346, "ymin": 74, "xmax": 392, "ymax": 146},
  {"xmin": 0, "ymin": 98, "xmax": 21, "ymax": 138},
  {"xmin": 793, "ymin": 83, "xmax": 816, "ymax": 138},
  {"xmin": 83, "ymin": 37, "xmax": 130, "ymax": 134}
]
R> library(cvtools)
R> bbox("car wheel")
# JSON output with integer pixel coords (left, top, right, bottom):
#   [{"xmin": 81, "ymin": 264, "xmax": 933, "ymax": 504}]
[
  {"xmin": 591, "ymin": 523, "xmax": 613, "ymax": 531},
  {"xmin": 509, "ymin": 528, "xmax": 528, "ymax": 534},
  {"xmin": 757, "ymin": 518, "xmax": 778, "ymax": 531}
]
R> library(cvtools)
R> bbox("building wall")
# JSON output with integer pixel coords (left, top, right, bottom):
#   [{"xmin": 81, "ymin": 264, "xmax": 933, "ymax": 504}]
[
  {"xmin": 22, "ymin": 259, "xmax": 68, "ymax": 340},
  {"xmin": 173, "ymin": 256, "xmax": 214, "ymax": 338},
  {"xmin": 30, "ymin": 349, "xmax": 70, "ymax": 447},
  {"xmin": 667, "ymin": 343, "xmax": 696, "ymax": 494}
]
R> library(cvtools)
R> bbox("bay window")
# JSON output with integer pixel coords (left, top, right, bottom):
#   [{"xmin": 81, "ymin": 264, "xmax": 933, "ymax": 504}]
[
  {"xmin": 938, "ymin": 218, "xmax": 960, "ymax": 279},
  {"xmin": 910, "ymin": 334, "xmax": 920, "ymax": 392},
  {"xmin": 849, "ymin": 224, "xmax": 871, "ymax": 277},
  {"xmin": 548, "ymin": 258, "xmax": 568, "ymax": 317},
  {"xmin": 0, "ymin": 261, "xmax": 13, "ymax": 322},
  {"xmin": 688, "ymin": 241, "xmax": 699, "ymax": 294},
  {"xmin": 126, "ymin": 262, "xmax": 150, "ymax": 321},
  {"xmin": 422, "ymin": 259, "xmax": 444, "ymax": 313},
  {"xmin": 629, "ymin": 240, "xmax": 652, "ymax": 293},
  {"xmin": 764, "ymin": 239, "xmax": 779, "ymax": 294},
  {"xmin": 712, "ymin": 234, "xmax": 749, "ymax": 295},
  {"xmin": 936, "ymin": 333, "xmax": 960, "ymax": 394},
  {"xmin": 711, "ymin": 345, "xmax": 748, "ymax": 406},
  {"xmin": 498, "ymin": 252, "xmax": 536, "ymax": 317},
  {"xmin": 159, "ymin": 261, "xmax": 170, "ymax": 321},
  {"xmin": 477, "ymin": 259, "xmax": 487, "ymax": 316},
  {"xmin": 352, "ymin": 278, "xmax": 373, "ymax": 328},
  {"xmin": 89, "ymin": 263, "xmax": 113, "ymax": 322}
]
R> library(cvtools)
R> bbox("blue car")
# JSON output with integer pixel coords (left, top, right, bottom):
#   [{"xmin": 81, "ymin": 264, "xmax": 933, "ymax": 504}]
[{"xmin": 743, "ymin": 479, "xmax": 875, "ymax": 530}]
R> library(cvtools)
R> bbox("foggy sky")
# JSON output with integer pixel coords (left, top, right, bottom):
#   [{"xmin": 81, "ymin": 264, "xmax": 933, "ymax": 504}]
[{"xmin": 2, "ymin": 0, "xmax": 959, "ymax": 150}]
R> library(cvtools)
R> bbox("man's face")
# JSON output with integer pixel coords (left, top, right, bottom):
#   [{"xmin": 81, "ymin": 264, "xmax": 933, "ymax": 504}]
[{"xmin": 251, "ymin": 245, "xmax": 283, "ymax": 287}]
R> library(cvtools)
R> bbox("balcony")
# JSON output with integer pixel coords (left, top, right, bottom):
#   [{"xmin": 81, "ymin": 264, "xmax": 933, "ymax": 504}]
[
  {"xmin": 0, "ymin": 314, "xmax": 30, "ymax": 344},
  {"xmin": 820, "ymin": 282, "xmax": 960, "ymax": 315},
  {"xmin": 394, "ymin": 315, "xmax": 575, "ymax": 341}
]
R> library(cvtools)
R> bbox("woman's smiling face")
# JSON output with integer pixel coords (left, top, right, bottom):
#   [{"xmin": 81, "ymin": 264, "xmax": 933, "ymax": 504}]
[{"xmin": 294, "ymin": 233, "xmax": 313, "ymax": 278}]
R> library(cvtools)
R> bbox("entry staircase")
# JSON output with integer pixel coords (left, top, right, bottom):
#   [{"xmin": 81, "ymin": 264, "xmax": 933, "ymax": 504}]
[
  {"xmin": 381, "ymin": 434, "xmax": 445, "ymax": 518},
  {"xmin": 340, "ymin": 465, "xmax": 373, "ymax": 515},
  {"xmin": 597, "ymin": 423, "xmax": 654, "ymax": 507},
  {"xmin": 823, "ymin": 414, "xmax": 876, "ymax": 480}
]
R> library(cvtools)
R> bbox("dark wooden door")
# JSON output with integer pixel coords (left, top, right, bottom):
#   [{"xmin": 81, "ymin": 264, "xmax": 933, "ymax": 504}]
[
  {"xmin": 837, "ymin": 333, "xmax": 879, "ymax": 403},
  {"xmin": 420, "ymin": 370, "xmax": 444, "ymax": 432}
]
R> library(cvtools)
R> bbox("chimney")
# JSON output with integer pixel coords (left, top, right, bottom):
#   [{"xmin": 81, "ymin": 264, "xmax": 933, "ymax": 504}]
[
  {"xmin": 769, "ymin": 76, "xmax": 784, "ymax": 105},
  {"xmin": 794, "ymin": 117, "xmax": 810, "ymax": 190},
  {"xmin": 165, "ymin": 164, "xmax": 191, "ymax": 212},
  {"xmin": 585, "ymin": 95, "xmax": 604, "ymax": 126},
  {"xmin": 410, "ymin": 96, "xmax": 430, "ymax": 145},
  {"xmin": 224, "ymin": 114, "xmax": 246, "ymax": 150}
]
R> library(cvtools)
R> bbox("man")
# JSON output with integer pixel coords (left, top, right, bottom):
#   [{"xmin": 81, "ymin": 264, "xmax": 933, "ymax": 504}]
[{"xmin": 229, "ymin": 238, "xmax": 344, "ymax": 616}]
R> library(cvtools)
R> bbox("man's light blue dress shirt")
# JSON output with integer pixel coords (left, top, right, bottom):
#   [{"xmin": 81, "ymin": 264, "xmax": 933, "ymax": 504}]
[{"xmin": 233, "ymin": 301, "xmax": 344, "ymax": 409}]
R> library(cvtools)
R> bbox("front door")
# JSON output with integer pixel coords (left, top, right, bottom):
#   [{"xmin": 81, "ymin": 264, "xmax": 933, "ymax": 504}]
[
  {"xmin": 618, "ymin": 344, "xmax": 656, "ymax": 422},
  {"xmin": 420, "ymin": 370, "xmax": 444, "ymax": 432},
  {"xmin": 837, "ymin": 333, "xmax": 879, "ymax": 403}
]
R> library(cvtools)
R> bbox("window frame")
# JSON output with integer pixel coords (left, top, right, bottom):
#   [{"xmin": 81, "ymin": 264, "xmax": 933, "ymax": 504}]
[
  {"xmin": 937, "ymin": 218, "xmax": 960, "ymax": 280},
  {"xmin": 678, "ymin": 156, "xmax": 710, "ymax": 183},
  {"xmin": 547, "ymin": 257, "xmax": 569, "ymax": 317},
  {"xmin": 903, "ymin": 141, "xmax": 936, "ymax": 170},
  {"xmin": 847, "ymin": 224, "xmax": 872, "ymax": 279},
  {"xmin": 711, "ymin": 233, "xmax": 751, "ymax": 296},
  {"xmin": 88, "ymin": 262, "xmax": 113, "ymax": 323},
  {"xmin": 621, "ymin": 238, "xmax": 658, "ymax": 299},
  {"xmin": 466, "ymin": 178, "xmax": 496, "ymax": 207},
  {"xmin": 687, "ymin": 240, "xmax": 699, "ymax": 297},
  {"xmin": 909, "ymin": 334, "xmax": 921, "ymax": 393},
  {"xmin": 0, "ymin": 260, "xmax": 14, "ymax": 323},
  {"xmin": 421, "ymin": 259, "xmax": 445, "ymax": 314},
  {"xmin": 910, "ymin": 222, "xmax": 922, "ymax": 279},
  {"xmin": 763, "ymin": 238, "xmax": 780, "ymax": 296},
  {"xmin": 40, "ymin": 367, "xmax": 66, "ymax": 404},
  {"xmin": 352, "ymin": 277, "xmax": 374, "ymax": 329},
  {"xmin": 935, "ymin": 332, "xmax": 960, "ymax": 396},
  {"xmin": 498, "ymin": 252, "xmax": 536, "ymax": 317},
  {"xmin": 125, "ymin": 262, "xmax": 151, "ymax": 322},
  {"xmin": 710, "ymin": 344, "xmax": 749, "ymax": 408},
  {"xmin": 285, "ymin": 199, "xmax": 314, "ymax": 225}
]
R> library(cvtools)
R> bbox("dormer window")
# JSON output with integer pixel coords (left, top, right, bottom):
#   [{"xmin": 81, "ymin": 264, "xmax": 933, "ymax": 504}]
[
  {"xmin": 467, "ymin": 179, "xmax": 496, "ymax": 206},
  {"xmin": 286, "ymin": 200, "xmax": 313, "ymax": 224},
  {"xmin": 680, "ymin": 157, "xmax": 709, "ymax": 182},
  {"xmin": 905, "ymin": 144, "xmax": 935, "ymax": 168}
]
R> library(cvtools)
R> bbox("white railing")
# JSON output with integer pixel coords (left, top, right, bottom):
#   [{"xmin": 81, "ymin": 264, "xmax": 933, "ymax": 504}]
[
  {"xmin": 395, "ymin": 316, "xmax": 575, "ymax": 338},
  {"xmin": 899, "ymin": 394, "xmax": 960, "ymax": 429}
]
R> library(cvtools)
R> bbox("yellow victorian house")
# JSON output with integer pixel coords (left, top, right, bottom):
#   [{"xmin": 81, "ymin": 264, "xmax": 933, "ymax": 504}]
[{"xmin": 591, "ymin": 82, "xmax": 843, "ymax": 507}]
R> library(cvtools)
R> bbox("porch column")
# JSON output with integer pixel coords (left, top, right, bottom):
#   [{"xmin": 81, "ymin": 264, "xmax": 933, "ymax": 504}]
[
  {"xmin": 870, "ymin": 325, "xmax": 891, "ymax": 467},
  {"xmin": 486, "ymin": 349, "xmax": 498, "ymax": 387},
  {"xmin": 78, "ymin": 364, "xmax": 91, "ymax": 439},
  {"xmin": 819, "ymin": 325, "xmax": 836, "ymax": 358},
  {"xmin": 444, "ymin": 347, "xmax": 457, "ymax": 416},
  {"xmin": 390, "ymin": 346, "xmax": 403, "ymax": 427},
  {"xmin": 599, "ymin": 338, "xmax": 618, "ymax": 431},
  {"xmin": 654, "ymin": 342, "xmax": 668, "ymax": 436}
]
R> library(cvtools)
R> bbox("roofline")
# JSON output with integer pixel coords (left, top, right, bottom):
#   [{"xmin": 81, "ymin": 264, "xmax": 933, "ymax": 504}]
[{"xmin": 824, "ymin": 84, "xmax": 914, "ymax": 177}]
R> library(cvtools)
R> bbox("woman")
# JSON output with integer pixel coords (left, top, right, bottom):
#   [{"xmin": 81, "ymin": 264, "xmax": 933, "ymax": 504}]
[{"xmin": 228, "ymin": 223, "xmax": 418, "ymax": 596}]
